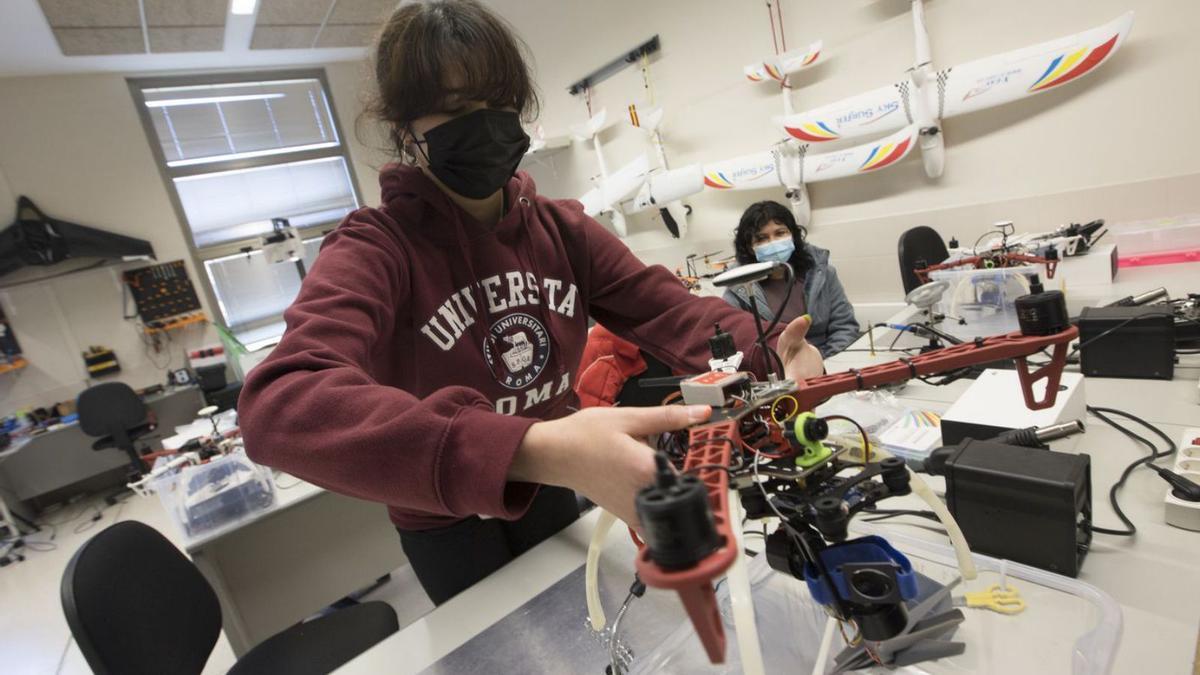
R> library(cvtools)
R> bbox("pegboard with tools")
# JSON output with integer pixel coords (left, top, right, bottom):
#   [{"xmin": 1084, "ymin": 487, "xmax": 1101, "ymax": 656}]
[{"xmin": 123, "ymin": 260, "xmax": 202, "ymax": 323}]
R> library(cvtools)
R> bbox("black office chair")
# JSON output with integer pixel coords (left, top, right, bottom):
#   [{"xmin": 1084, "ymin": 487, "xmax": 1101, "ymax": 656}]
[
  {"xmin": 62, "ymin": 520, "xmax": 399, "ymax": 675},
  {"xmin": 898, "ymin": 226, "xmax": 950, "ymax": 295},
  {"xmin": 76, "ymin": 382, "xmax": 157, "ymax": 474}
]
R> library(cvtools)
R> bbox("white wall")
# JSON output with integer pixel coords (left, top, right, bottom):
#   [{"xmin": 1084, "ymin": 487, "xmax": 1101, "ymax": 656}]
[
  {"xmin": 496, "ymin": 0, "xmax": 1200, "ymax": 300},
  {"xmin": 0, "ymin": 63, "xmax": 378, "ymax": 413}
]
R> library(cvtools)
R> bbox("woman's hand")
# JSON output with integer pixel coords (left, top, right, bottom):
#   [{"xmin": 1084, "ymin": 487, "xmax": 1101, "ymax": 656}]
[
  {"xmin": 511, "ymin": 404, "xmax": 712, "ymax": 527},
  {"xmin": 777, "ymin": 314, "xmax": 825, "ymax": 382}
]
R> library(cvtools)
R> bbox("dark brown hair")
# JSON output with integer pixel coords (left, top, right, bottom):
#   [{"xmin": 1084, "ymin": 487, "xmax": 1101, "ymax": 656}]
[
  {"xmin": 733, "ymin": 201, "xmax": 814, "ymax": 277},
  {"xmin": 362, "ymin": 0, "xmax": 540, "ymax": 158}
]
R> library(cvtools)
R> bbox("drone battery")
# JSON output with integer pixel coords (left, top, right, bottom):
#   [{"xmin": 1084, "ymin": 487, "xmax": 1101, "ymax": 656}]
[
  {"xmin": 680, "ymin": 371, "xmax": 749, "ymax": 406},
  {"xmin": 942, "ymin": 440, "xmax": 1091, "ymax": 577},
  {"xmin": 1078, "ymin": 306, "xmax": 1175, "ymax": 380}
]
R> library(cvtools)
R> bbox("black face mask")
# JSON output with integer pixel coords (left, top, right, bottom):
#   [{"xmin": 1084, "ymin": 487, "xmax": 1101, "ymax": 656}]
[{"xmin": 417, "ymin": 109, "xmax": 531, "ymax": 200}]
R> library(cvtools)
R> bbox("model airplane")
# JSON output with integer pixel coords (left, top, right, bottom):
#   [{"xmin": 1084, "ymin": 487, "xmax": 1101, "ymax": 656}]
[
  {"xmin": 776, "ymin": 3, "xmax": 1134, "ymax": 179},
  {"xmin": 572, "ymin": 109, "xmax": 703, "ymax": 238}
]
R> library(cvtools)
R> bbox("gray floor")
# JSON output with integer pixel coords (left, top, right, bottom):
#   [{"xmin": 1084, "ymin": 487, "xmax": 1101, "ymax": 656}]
[{"xmin": 0, "ymin": 491, "xmax": 434, "ymax": 674}]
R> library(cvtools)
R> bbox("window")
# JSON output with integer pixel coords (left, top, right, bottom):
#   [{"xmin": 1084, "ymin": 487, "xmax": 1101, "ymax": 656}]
[{"xmin": 129, "ymin": 70, "xmax": 360, "ymax": 349}]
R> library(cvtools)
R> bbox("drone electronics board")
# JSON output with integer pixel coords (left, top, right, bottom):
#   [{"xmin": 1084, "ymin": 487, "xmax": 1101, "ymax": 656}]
[{"xmin": 123, "ymin": 260, "xmax": 202, "ymax": 323}]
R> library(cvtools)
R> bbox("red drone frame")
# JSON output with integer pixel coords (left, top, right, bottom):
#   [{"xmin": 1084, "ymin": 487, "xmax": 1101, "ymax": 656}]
[
  {"xmin": 633, "ymin": 325, "xmax": 1078, "ymax": 663},
  {"xmin": 915, "ymin": 252, "xmax": 1059, "ymax": 285}
]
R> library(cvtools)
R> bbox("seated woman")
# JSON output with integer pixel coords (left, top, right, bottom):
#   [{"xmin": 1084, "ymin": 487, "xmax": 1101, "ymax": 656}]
[{"xmin": 723, "ymin": 201, "xmax": 860, "ymax": 357}]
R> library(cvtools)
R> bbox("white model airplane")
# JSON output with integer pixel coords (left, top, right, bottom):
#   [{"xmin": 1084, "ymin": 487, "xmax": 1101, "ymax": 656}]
[
  {"xmin": 776, "ymin": 3, "xmax": 1134, "ymax": 178},
  {"xmin": 572, "ymin": 108, "xmax": 703, "ymax": 238}
]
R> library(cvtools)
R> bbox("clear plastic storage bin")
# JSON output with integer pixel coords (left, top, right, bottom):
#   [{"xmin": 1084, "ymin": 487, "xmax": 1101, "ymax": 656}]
[
  {"xmin": 632, "ymin": 527, "xmax": 1121, "ymax": 675},
  {"xmin": 927, "ymin": 266, "xmax": 1039, "ymax": 340},
  {"xmin": 1113, "ymin": 214, "xmax": 1200, "ymax": 267},
  {"xmin": 153, "ymin": 450, "xmax": 276, "ymax": 540}
]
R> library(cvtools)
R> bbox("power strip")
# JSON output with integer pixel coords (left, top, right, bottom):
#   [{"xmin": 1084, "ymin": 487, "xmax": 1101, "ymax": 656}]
[{"xmin": 1165, "ymin": 427, "xmax": 1200, "ymax": 531}]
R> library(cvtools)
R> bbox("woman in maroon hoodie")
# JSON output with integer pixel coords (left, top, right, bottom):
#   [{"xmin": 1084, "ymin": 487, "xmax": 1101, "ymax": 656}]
[{"xmin": 239, "ymin": 0, "xmax": 823, "ymax": 605}]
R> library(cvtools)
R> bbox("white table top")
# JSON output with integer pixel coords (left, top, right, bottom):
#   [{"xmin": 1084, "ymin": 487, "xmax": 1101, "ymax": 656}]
[{"xmin": 336, "ymin": 278, "xmax": 1200, "ymax": 674}]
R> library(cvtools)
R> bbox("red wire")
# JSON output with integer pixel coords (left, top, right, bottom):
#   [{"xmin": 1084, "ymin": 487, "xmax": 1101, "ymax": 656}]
[
  {"xmin": 766, "ymin": 1, "xmax": 779, "ymax": 55},
  {"xmin": 776, "ymin": 0, "xmax": 787, "ymax": 52}
]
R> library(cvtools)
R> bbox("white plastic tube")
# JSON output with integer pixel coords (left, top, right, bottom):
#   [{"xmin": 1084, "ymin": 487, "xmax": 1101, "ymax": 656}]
[
  {"xmin": 811, "ymin": 616, "xmax": 838, "ymax": 675},
  {"xmin": 727, "ymin": 492, "xmax": 766, "ymax": 675},
  {"xmin": 907, "ymin": 467, "xmax": 977, "ymax": 580},
  {"xmin": 586, "ymin": 508, "xmax": 618, "ymax": 631}
]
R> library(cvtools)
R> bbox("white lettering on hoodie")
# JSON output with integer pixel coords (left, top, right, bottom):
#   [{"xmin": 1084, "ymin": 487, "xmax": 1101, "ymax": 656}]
[{"xmin": 419, "ymin": 271, "xmax": 578, "ymax": 353}]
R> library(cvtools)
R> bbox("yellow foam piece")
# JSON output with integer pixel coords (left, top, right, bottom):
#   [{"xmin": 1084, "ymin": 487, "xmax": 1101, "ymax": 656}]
[{"xmin": 964, "ymin": 584, "xmax": 1026, "ymax": 615}]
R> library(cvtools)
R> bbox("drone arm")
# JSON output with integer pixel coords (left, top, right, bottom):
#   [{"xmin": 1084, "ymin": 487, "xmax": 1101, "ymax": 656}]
[{"xmin": 789, "ymin": 327, "xmax": 1077, "ymax": 411}]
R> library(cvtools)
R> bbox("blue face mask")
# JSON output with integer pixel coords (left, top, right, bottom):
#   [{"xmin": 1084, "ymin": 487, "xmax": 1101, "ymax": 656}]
[{"xmin": 753, "ymin": 237, "xmax": 795, "ymax": 264}]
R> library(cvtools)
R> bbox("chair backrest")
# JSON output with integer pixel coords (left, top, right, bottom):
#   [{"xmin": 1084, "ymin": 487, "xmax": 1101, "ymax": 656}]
[
  {"xmin": 76, "ymin": 382, "xmax": 148, "ymax": 444},
  {"xmin": 898, "ymin": 226, "xmax": 950, "ymax": 294},
  {"xmin": 61, "ymin": 521, "xmax": 222, "ymax": 675}
]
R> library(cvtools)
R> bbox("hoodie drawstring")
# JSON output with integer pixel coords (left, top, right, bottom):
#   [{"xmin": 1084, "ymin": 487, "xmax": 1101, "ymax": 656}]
[
  {"xmin": 447, "ymin": 194, "xmax": 505, "ymax": 384},
  {"xmin": 515, "ymin": 197, "xmax": 567, "ymax": 380}
]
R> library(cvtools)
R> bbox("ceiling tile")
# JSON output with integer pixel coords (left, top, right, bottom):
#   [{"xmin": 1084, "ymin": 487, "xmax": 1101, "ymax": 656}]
[
  {"xmin": 315, "ymin": 23, "xmax": 376, "ymax": 48},
  {"xmin": 38, "ymin": 0, "xmax": 140, "ymax": 28},
  {"xmin": 328, "ymin": 0, "xmax": 396, "ymax": 25},
  {"xmin": 52, "ymin": 27, "xmax": 144, "ymax": 55},
  {"xmin": 148, "ymin": 26, "xmax": 225, "ymax": 53},
  {"xmin": 255, "ymin": 0, "xmax": 333, "ymax": 26},
  {"xmin": 250, "ymin": 25, "xmax": 321, "ymax": 50},
  {"xmin": 143, "ymin": 0, "xmax": 227, "ymax": 27}
]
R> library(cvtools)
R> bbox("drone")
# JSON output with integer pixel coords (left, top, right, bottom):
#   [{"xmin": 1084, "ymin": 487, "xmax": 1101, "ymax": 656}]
[
  {"xmin": 586, "ymin": 260, "xmax": 1077, "ymax": 672},
  {"xmin": 914, "ymin": 219, "xmax": 1108, "ymax": 285},
  {"xmin": 674, "ymin": 250, "xmax": 736, "ymax": 292}
]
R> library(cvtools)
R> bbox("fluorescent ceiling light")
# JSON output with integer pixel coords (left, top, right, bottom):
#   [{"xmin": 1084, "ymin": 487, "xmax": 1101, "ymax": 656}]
[
  {"xmin": 145, "ymin": 93, "xmax": 284, "ymax": 108},
  {"xmin": 168, "ymin": 142, "xmax": 342, "ymax": 169},
  {"xmin": 230, "ymin": 0, "xmax": 259, "ymax": 16}
]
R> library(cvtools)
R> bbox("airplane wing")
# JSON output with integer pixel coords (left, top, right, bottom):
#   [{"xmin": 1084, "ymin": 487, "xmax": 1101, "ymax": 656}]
[
  {"xmin": 629, "ymin": 104, "xmax": 666, "ymax": 133},
  {"xmin": 623, "ymin": 164, "xmax": 703, "ymax": 214},
  {"xmin": 763, "ymin": 40, "xmax": 823, "ymax": 81},
  {"xmin": 744, "ymin": 63, "xmax": 770, "ymax": 83},
  {"xmin": 577, "ymin": 154, "xmax": 651, "ymax": 216},
  {"xmin": 804, "ymin": 125, "xmax": 919, "ymax": 183},
  {"xmin": 941, "ymin": 12, "xmax": 1134, "ymax": 119},
  {"xmin": 570, "ymin": 109, "xmax": 609, "ymax": 141},
  {"xmin": 774, "ymin": 81, "xmax": 909, "ymax": 142},
  {"xmin": 702, "ymin": 151, "xmax": 780, "ymax": 191},
  {"xmin": 702, "ymin": 126, "xmax": 918, "ymax": 192}
]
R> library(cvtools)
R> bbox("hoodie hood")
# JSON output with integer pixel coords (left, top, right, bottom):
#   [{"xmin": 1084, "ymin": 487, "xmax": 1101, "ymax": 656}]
[{"xmin": 378, "ymin": 163, "xmax": 539, "ymax": 246}]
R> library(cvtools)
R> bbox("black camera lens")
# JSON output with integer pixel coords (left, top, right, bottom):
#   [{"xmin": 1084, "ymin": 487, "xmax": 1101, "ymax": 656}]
[{"xmin": 850, "ymin": 568, "xmax": 895, "ymax": 601}]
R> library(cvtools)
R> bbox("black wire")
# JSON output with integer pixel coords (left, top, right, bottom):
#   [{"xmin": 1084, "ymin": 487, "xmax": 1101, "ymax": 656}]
[
  {"xmin": 1086, "ymin": 406, "xmax": 1176, "ymax": 536},
  {"xmin": 823, "ymin": 414, "xmax": 870, "ymax": 461},
  {"xmin": 887, "ymin": 325, "xmax": 909, "ymax": 352},
  {"xmin": 861, "ymin": 509, "xmax": 940, "ymax": 523},
  {"xmin": 753, "ymin": 262, "xmax": 795, "ymax": 378},
  {"xmin": 761, "ymin": 262, "xmax": 795, "ymax": 338}
]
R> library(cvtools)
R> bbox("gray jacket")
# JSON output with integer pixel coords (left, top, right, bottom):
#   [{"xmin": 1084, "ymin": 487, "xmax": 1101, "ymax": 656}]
[{"xmin": 721, "ymin": 244, "xmax": 859, "ymax": 357}]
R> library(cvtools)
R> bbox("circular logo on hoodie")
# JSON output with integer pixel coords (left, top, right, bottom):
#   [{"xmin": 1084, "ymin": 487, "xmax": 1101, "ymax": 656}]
[{"xmin": 483, "ymin": 313, "xmax": 550, "ymax": 389}]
